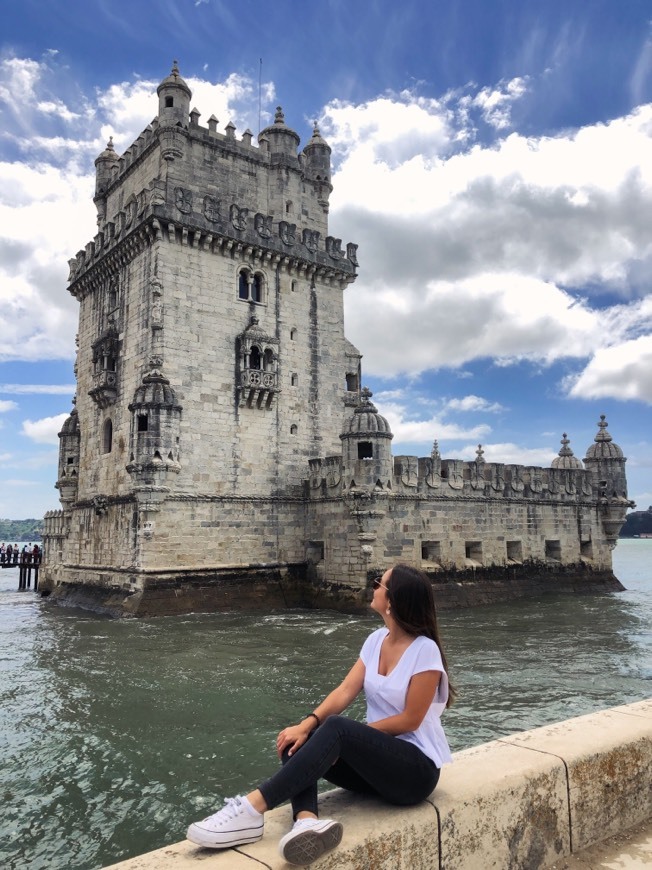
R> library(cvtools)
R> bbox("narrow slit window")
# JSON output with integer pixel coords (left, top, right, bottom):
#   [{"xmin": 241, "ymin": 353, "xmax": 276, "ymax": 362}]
[{"xmin": 103, "ymin": 419, "xmax": 113, "ymax": 454}]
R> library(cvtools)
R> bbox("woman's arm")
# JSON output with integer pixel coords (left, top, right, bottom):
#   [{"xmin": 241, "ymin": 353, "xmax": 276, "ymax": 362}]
[
  {"xmin": 277, "ymin": 658, "xmax": 366, "ymax": 756},
  {"xmin": 369, "ymin": 670, "xmax": 440, "ymax": 735}
]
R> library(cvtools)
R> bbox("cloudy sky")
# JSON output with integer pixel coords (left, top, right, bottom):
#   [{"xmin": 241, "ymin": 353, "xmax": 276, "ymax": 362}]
[{"xmin": 1, "ymin": 0, "xmax": 651, "ymax": 519}]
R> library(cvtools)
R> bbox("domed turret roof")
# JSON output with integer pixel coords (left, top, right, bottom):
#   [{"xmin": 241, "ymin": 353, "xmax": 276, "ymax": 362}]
[
  {"xmin": 551, "ymin": 433, "xmax": 584, "ymax": 469},
  {"xmin": 157, "ymin": 60, "xmax": 192, "ymax": 98},
  {"xmin": 585, "ymin": 416, "xmax": 624, "ymax": 460},
  {"xmin": 130, "ymin": 363, "xmax": 181, "ymax": 409},
  {"xmin": 343, "ymin": 388, "xmax": 393, "ymax": 437},
  {"xmin": 59, "ymin": 405, "xmax": 79, "ymax": 436},
  {"xmin": 303, "ymin": 122, "xmax": 331, "ymax": 152},
  {"xmin": 95, "ymin": 136, "xmax": 119, "ymax": 165},
  {"xmin": 259, "ymin": 106, "xmax": 300, "ymax": 146}
]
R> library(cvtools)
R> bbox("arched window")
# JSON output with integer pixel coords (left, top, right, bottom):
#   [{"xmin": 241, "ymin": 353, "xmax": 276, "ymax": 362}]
[
  {"xmin": 290, "ymin": 424, "xmax": 298, "ymax": 435},
  {"xmin": 250, "ymin": 346, "xmax": 261, "ymax": 369},
  {"xmin": 252, "ymin": 274, "xmax": 263, "ymax": 303},
  {"xmin": 291, "ymin": 373, "xmax": 298, "ymax": 386},
  {"xmin": 238, "ymin": 270, "xmax": 250, "ymax": 300},
  {"xmin": 103, "ymin": 419, "xmax": 113, "ymax": 454},
  {"xmin": 263, "ymin": 349, "xmax": 274, "ymax": 371},
  {"xmin": 237, "ymin": 269, "xmax": 265, "ymax": 303}
]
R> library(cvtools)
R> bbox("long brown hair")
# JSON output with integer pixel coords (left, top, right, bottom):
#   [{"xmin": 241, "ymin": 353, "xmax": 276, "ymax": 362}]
[{"xmin": 385, "ymin": 564, "xmax": 457, "ymax": 707}]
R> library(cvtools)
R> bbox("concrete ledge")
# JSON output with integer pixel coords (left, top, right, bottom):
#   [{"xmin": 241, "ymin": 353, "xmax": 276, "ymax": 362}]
[{"xmin": 108, "ymin": 699, "xmax": 652, "ymax": 869}]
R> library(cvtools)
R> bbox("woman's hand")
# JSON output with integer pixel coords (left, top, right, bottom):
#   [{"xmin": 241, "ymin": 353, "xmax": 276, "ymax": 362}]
[{"xmin": 276, "ymin": 722, "xmax": 312, "ymax": 758}]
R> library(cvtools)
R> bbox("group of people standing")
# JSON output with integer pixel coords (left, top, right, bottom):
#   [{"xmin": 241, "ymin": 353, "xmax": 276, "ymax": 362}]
[{"xmin": 0, "ymin": 543, "xmax": 41, "ymax": 566}]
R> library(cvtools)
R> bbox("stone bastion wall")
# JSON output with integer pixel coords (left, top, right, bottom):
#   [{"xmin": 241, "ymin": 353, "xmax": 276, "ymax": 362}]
[{"xmin": 107, "ymin": 697, "xmax": 652, "ymax": 869}]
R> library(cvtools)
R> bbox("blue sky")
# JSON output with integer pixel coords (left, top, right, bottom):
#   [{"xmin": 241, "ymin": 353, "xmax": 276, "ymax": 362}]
[{"xmin": 1, "ymin": 0, "xmax": 651, "ymax": 519}]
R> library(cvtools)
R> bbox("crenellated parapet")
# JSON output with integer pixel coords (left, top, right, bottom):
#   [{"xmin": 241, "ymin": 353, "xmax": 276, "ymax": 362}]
[
  {"xmin": 75, "ymin": 61, "xmax": 357, "ymax": 297},
  {"xmin": 307, "ymin": 452, "xmax": 596, "ymax": 502}
]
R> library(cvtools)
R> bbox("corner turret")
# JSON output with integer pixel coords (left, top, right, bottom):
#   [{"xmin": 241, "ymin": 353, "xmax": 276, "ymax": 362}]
[
  {"xmin": 340, "ymin": 387, "xmax": 393, "ymax": 490},
  {"xmin": 584, "ymin": 416, "xmax": 628, "ymax": 498},
  {"xmin": 126, "ymin": 361, "xmax": 182, "ymax": 490},
  {"xmin": 55, "ymin": 400, "xmax": 80, "ymax": 509},
  {"xmin": 93, "ymin": 137, "xmax": 120, "ymax": 223},
  {"xmin": 584, "ymin": 415, "xmax": 634, "ymax": 546},
  {"xmin": 155, "ymin": 61, "xmax": 191, "ymax": 161},
  {"xmin": 94, "ymin": 137, "xmax": 119, "ymax": 198},
  {"xmin": 302, "ymin": 122, "xmax": 333, "ymax": 211},
  {"xmin": 258, "ymin": 106, "xmax": 300, "ymax": 162},
  {"xmin": 156, "ymin": 60, "xmax": 192, "ymax": 127}
]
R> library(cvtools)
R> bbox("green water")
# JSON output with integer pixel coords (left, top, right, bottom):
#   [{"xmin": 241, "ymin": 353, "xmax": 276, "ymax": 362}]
[{"xmin": 1, "ymin": 539, "xmax": 650, "ymax": 869}]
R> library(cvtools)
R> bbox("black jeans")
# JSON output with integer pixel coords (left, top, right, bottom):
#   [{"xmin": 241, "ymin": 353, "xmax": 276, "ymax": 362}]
[{"xmin": 258, "ymin": 715, "xmax": 440, "ymax": 818}]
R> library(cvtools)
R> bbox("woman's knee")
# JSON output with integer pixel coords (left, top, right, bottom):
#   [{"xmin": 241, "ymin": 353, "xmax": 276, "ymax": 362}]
[{"xmin": 322, "ymin": 714, "xmax": 348, "ymax": 729}]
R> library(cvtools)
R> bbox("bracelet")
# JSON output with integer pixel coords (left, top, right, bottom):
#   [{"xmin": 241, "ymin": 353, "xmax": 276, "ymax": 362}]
[{"xmin": 305, "ymin": 712, "xmax": 321, "ymax": 727}]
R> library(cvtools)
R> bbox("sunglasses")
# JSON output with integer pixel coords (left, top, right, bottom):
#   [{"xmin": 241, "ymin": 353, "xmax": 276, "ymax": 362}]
[{"xmin": 372, "ymin": 576, "xmax": 390, "ymax": 591}]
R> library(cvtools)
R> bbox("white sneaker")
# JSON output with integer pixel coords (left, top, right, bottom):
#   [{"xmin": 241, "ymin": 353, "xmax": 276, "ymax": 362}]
[
  {"xmin": 279, "ymin": 817, "xmax": 343, "ymax": 865},
  {"xmin": 186, "ymin": 795, "xmax": 264, "ymax": 848}
]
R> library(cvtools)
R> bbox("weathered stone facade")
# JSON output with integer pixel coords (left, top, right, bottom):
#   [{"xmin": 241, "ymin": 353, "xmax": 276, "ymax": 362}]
[{"xmin": 42, "ymin": 64, "xmax": 634, "ymax": 616}]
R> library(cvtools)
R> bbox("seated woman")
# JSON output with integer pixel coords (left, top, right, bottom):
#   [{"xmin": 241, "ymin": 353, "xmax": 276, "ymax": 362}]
[{"xmin": 187, "ymin": 564, "xmax": 455, "ymax": 866}]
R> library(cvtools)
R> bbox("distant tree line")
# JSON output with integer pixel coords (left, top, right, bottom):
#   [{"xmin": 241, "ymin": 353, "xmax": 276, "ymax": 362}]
[
  {"xmin": 0, "ymin": 519, "xmax": 43, "ymax": 542},
  {"xmin": 620, "ymin": 507, "xmax": 652, "ymax": 537}
]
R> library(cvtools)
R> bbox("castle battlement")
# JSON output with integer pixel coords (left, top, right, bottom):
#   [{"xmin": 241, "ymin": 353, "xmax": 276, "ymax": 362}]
[
  {"xmin": 69, "ymin": 62, "xmax": 357, "ymax": 293},
  {"xmin": 308, "ymin": 453, "xmax": 597, "ymax": 502}
]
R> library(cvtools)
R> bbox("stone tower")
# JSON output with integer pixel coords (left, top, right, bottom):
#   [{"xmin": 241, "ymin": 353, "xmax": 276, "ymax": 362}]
[{"xmin": 42, "ymin": 63, "xmax": 359, "ymax": 613}]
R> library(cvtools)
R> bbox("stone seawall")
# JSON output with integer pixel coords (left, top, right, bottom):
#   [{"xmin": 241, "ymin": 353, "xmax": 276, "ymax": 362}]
[
  {"xmin": 107, "ymin": 698, "xmax": 651, "ymax": 869},
  {"xmin": 41, "ymin": 561, "xmax": 625, "ymax": 617}
]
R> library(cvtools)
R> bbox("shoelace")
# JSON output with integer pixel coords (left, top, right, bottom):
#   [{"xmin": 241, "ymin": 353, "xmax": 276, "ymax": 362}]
[{"xmin": 208, "ymin": 795, "xmax": 243, "ymax": 824}]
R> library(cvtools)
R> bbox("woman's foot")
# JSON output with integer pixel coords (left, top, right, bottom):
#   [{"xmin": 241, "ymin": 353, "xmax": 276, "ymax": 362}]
[
  {"xmin": 278, "ymin": 818, "xmax": 343, "ymax": 865},
  {"xmin": 186, "ymin": 795, "xmax": 264, "ymax": 848}
]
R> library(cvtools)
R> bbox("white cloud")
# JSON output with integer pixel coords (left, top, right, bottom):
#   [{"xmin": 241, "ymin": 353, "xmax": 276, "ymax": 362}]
[
  {"xmin": 0, "ymin": 400, "xmax": 17, "ymax": 412},
  {"xmin": 0, "ymin": 384, "xmax": 76, "ymax": 395},
  {"xmin": 457, "ymin": 442, "xmax": 558, "ymax": 466},
  {"xmin": 467, "ymin": 76, "xmax": 529, "ymax": 129},
  {"xmin": 373, "ymin": 396, "xmax": 491, "ymax": 449},
  {"xmin": 326, "ymin": 92, "xmax": 652, "ymax": 386},
  {"xmin": 566, "ymin": 334, "xmax": 652, "ymax": 403},
  {"xmin": 444, "ymin": 395, "xmax": 504, "ymax": 413},
  {"xmin": 22, "ymin": 413, "xmax": 68, "ymax": 444}
]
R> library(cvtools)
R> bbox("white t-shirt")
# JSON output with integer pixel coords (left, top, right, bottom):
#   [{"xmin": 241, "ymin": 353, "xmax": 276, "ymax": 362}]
[{"xmin": 359, "ymin": 627, "xmax": 453, "ymax": 767}]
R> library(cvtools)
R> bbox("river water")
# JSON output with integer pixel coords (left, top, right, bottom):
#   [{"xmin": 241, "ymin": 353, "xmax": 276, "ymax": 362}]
[{"xmin": 1, "ymin": 540, "xmax": 650, "ymax": 869}]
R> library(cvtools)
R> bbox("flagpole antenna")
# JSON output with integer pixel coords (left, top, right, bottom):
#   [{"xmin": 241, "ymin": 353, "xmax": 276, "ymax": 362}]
[{"xmin": 258, "ymin": 57, "xmax": 262, "ymax": 136}]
